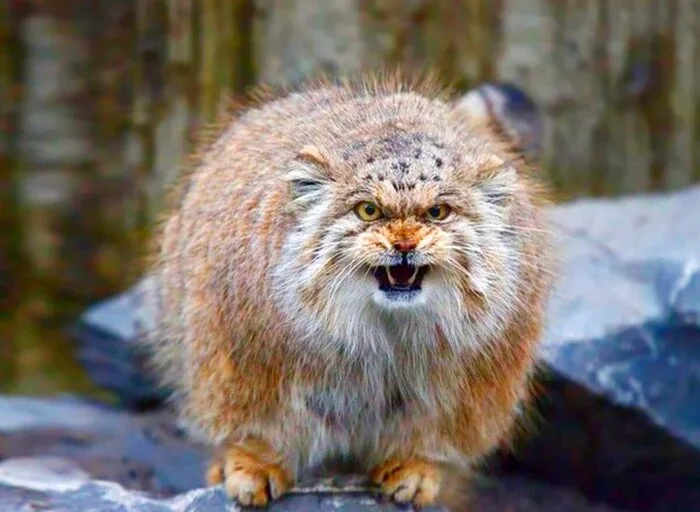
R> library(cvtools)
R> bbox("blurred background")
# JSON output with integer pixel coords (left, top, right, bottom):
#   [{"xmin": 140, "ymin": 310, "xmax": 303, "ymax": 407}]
[{"xmin": 1, "ymin": 0, "xmax": 698, "ymax": 397}]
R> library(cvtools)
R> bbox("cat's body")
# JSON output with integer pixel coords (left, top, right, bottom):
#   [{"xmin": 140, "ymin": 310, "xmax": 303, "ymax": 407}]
[{"xmin": 149, "ymin": 73, "xmax": 555, "ymax": 510}]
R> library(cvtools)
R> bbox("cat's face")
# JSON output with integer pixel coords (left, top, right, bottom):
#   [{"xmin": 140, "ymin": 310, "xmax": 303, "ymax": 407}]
[{"xmin": 276, "ymin": 127, "xmax": 532, "ymax": 349}]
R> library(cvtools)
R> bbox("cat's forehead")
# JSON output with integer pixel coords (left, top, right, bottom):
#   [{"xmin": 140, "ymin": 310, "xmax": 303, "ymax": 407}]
[{"xmin": 344, "ymin": 132, "xmax": 454, "ymax": 189}]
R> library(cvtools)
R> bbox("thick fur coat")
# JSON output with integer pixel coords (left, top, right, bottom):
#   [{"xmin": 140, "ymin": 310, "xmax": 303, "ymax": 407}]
[{"xmin": 148, "ymin": 72, "xmax": 555, "ymax": 510}]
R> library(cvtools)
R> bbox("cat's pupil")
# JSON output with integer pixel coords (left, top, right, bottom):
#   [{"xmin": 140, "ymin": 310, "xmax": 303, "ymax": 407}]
[
  {"xmin": 365, "ymin": 204, "xmax": 376, "ymax": 215},
  {"xmin": 429, "ymin": 206, "xmax": 440, "ymax": 217}
]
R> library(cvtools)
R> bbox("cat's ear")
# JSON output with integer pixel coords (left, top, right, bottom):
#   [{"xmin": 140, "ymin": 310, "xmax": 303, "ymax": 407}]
[
  {"xmin": 285, "ymin": 145, "xmax": 332, "ymax": 208},
  {"xmin": 453, "ymin": 82, "xmax": 542, "ymax": 158},
  {"xmin": 453, "ymin": 85, "xmax": 495, "ymax": 128}
]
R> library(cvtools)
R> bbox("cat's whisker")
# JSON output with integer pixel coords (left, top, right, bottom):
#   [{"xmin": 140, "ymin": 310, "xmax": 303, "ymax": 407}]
[
  {"xmin": 478, "ymin": 224, "xmax": 555, "ymax": 235},
  {"xmin": 324, "ymin": 257, "xmax": 368, "ymax": 301}
]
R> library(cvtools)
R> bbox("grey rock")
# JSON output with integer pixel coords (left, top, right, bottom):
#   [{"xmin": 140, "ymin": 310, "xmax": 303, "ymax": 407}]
[
  {"xmin": 546, "ymin": 185, "xmax": 700, "ymax": 344},
  {"xmin": 496, "ymin": 186, "xmax": 700, "ymax": 512},
  {"xmin": 0, "ymin": 396, "xmax": 206, "ymax": 495},
  {"xmin": 0, "ymin": 398, "xmax": 624, "ymax": 512},
  {"xmin": 71, "ymin": 184, "xmax": 700, "ymax": 511},
  {"xmin": 543, "ymin": 185, "xmax": 700, "ymax": 447},
  {"xmin": 0, "ymin": 460, "xmax": 412, "ymax": 512},
  {"xmin": 0, "ymin": 397, "xmax": 446, "ymax": 511},
  {"xmin": 72, "ymin": 278, "xmax": 163, "ymax": 409},
  {"xmin": 0, "ymin": 395, "xmax": 127, "ymax": 434}
]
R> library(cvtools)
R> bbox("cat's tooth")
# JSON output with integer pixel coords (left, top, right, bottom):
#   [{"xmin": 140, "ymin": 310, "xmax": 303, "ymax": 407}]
[
  {"xmin": 385, "ymin": 266, "xmax": 396, "ymax": 286},
  {"xmin": 407, "ymin": 266, "xmax": 419, "ymax": 284}
]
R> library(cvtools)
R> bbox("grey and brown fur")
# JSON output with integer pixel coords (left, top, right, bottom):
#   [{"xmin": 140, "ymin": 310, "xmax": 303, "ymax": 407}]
[{"xmin": 147, "ymin": 71, "xmax": 556, "ymax": 510}]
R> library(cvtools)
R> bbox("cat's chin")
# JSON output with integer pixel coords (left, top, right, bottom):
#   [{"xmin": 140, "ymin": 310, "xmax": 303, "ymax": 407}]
[
  {"xmin": 371, "ymin": 286, "xmax": 427, "ymax": 310},
  {"xmin": 366, "ymin": 263, "xmax": 430, "ymax": 310}
]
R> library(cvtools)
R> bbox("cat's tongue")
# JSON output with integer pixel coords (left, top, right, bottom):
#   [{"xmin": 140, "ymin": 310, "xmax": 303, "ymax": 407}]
[{"xmin": 388, "ymin": 264, "xmax": 415, "ymax": 285}]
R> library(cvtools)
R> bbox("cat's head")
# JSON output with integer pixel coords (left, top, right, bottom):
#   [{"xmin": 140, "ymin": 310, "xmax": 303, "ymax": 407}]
[{"xmin": 274, "ymin": 89, "xmax": 549, "ymax": 353}]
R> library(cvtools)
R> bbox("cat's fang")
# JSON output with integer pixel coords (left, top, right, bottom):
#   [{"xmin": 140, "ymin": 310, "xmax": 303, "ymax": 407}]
[
  {"xmin": 407, "ymin": 266, "xmax": 419, "ymax": 285},
  {"xmin": 385, "ymin": 266, "xmax": 396, "ymax": 286}
]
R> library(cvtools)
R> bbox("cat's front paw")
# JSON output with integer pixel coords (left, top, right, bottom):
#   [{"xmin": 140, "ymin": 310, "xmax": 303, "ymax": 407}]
[
  {"xmin": 207, "ymin": 441, "xmax": 292, "ymax": 507},
  {"xmin": 370, "ymin": 456, "xmax": 442, "ymax": 507}
]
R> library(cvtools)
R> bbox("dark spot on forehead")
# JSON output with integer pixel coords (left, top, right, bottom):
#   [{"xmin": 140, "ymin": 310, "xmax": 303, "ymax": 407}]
[
  {"xmin": 342, "ymin": 140, "xmax": 369, "ymax": 161},
  {"xmin": 379, "ymin": 133, "xmax": 415, "ymax": 152},
  {"xmin": 352, "ymin": 140, "xmax": 369, "ymax": 150},
  {"xmin": 419, "ymin": 174, "xmax": 427, "ymax": 181},
  {"xmin": 433, "ymin": 175, "xmax": 441, "ymax": 182},
  {"xmin": 343, "ymin": 132, "xmax": 452, "ymax": 175}
]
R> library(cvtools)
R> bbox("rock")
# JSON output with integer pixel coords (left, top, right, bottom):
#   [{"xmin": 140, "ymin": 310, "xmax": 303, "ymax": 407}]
[
  {"xmin": 0, "ymin": 397, "xmax": 623, "ymax": 512},
  {"xmin": 497, "ymin": 185, "xmax": 700, "ymax": 512},
  {"xmin": 0, "ymin": 461, "xmax": 425, "ymax": 512},
  {"xmin": 541, "ymin": 185, "xmax": 700, "ymax": 448},
  {"xmin": 0, "ymin": 396, "xmax": 444, "ymax": 511},
  {"xmin": 71, "ymin": 279, "xmax": 163, "ymax": 409},
  {"xmin": 0, "ymin": 396, "xmax": 205, "ymax": 494},
  {"xmin": 72, "ymin": 184, "xmax": 700, "ymax": 511}
]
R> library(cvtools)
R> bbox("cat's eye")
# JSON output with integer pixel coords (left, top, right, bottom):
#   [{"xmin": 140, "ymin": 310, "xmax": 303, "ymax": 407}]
[
  {"xmin": 426, "ymin": 204, "xmax": 451, "ymax": 221},
  {"xmin": 354, "ymin": 201, "xmax": 383, "ymax": 222}
]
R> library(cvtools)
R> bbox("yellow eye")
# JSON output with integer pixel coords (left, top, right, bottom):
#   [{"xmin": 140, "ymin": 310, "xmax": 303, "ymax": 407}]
[
  {"xmin": 354, "ymin": 201, "xmax": 383, "ymax": 222},
  {"xmin": 426, "ymin": 204, "xmax": 451, "ymax": 221}
]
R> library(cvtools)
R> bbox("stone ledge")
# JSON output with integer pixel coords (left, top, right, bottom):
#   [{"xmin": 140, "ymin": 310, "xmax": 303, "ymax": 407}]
[
  {"xmin": 69, "ymin": 184, "xmax": 700, "ymax": 511},
  {"xmin": 0, "ymin": 396, "xmax": 623, "ymax": 512}
]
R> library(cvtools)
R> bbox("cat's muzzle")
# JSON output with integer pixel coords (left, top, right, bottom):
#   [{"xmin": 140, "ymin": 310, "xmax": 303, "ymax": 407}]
[{"xmin": 372, "ymin": 264, "xmax": 429, "ymax": 294}]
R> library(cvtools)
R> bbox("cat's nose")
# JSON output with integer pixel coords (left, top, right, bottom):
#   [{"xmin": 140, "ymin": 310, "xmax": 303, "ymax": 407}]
[{"xmin": 393, "ymin": 240, "xmax": 417, "ymax": 253}]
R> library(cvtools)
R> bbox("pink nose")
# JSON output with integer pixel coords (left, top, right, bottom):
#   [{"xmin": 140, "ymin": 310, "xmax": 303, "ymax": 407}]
[{"xmin": 393, "ymin": 240, "xmax": 417, "ymax": 253}]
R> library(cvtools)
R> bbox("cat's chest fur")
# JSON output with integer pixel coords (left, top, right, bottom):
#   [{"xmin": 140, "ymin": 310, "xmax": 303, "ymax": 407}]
[
  {"xmin": 295, "ymin": 346, "xmax": 436, "ymax": 433},
  {"xmin": 303, "ymin": 383, "xmax": 406, "ymax": 430}
]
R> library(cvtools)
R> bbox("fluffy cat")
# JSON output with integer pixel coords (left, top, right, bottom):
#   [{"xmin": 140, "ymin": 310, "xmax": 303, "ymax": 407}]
[{"xmin": 148, "ymin": 71, "xmax": 555, "ymax": 510}]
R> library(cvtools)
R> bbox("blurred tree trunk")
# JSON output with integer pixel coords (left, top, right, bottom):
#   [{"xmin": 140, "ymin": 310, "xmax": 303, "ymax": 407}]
[
  {"xmin": 0, "ymin": 0, "xmax": 22, "ymax": 387},
  {"xmin": 7, "ymin": 0, "xmax": 257, "ymax": 394},
  {"xmin": 253, "ymin": 0, "xmax": 364, "ymax": 85},
  {"xmin": 252, "ymin": 0, "xmax": 499, "ymax": 89},
  {"xmin": 496, "ymin": 0, "xmax": 699, "ymax": 198},
  {"xmin": 4, "ymin": 0, "xmax": 700, "ymax": 394},
  {"xmin": 253, "ymin": 0, "xmax": 699, "ymax": 199},
  {"xmin": 14, "ymin": 2, "xmax": 102, "ymax": 392}
]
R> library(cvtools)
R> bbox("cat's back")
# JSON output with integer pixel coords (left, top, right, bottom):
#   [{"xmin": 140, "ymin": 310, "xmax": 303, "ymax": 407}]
[
  {"xmin": 188, "ymin": 84, "xmax": 351, "ymax": 192},
  {"xmin": 186, "ymin": 77, "xmax": 458, "ymax": 195}
]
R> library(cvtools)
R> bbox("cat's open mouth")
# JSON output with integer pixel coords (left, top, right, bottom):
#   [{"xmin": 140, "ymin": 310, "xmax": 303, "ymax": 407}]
[{"xmin": 372, "ymin": 264, "xmax": 429, "ymax": 292}]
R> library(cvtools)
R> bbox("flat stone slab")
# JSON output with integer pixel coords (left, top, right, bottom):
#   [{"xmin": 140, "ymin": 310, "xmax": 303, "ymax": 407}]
[
  {"xmin": 502, "ymin": 186, "xmax": 700, "ymax": 512},
  {"xmin": 0, "ymin": 459, "xmax": 429, "ymax": 512},
  {"xmin": 0, "ymin": 396, "xmax": 435, "ymax": 511},
  {"xmin": 0, "ymin": 396, "xmax": 624, "ymax": 512},
  {"xmin": 541, "ymin": 185, "xmax": 700, "ymax": 449}
]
